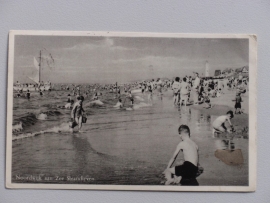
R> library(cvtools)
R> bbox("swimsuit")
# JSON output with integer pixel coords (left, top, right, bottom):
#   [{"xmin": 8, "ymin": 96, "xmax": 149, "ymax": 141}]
[
  {"xmin": 175, "ymin": 161, "xmax": 198, "ymax": 179},
  {"xmin": 74, "ymin": 103, "xmax": 84, "ymax": 118}
]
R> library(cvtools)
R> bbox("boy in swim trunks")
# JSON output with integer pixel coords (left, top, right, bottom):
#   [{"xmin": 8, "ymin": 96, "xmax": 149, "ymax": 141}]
[
  {"xmin": 172, "ymin": 77, "xmax": 181, "ymax": 105},
  {"xmin": 212, "ymin": 111, "xmax": 234, "ymax": 135},
  {"xmin": 234, "ymin": 92, "xmax": 243, "ymax": 114},
  {"xmin": 163, "ymin": 125, "xmax": 199, "ymax": 185}
]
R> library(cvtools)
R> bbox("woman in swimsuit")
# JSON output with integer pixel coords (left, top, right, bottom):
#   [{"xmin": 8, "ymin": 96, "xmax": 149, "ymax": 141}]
[{"xmin": 70, "ymin": 96, "xmax": 85, "ymax": 132}]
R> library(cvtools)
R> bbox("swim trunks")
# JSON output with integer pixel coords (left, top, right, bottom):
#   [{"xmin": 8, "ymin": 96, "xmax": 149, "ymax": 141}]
[
  {"xmin": 175, "ymin": 161, "xmax": 198, "ymax": 179},
  {"xmin": 235, "ymin": 103, "xmax": 241, "ymax": 109}
]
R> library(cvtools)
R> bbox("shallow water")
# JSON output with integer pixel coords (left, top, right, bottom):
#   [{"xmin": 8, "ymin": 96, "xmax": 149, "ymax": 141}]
[{"xmin": 12, "ymin": 87, "xmax": 248, "ymax": 185}]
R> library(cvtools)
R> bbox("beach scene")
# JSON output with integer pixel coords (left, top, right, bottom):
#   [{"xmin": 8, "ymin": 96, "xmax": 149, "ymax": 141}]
[{"xmin": 11, "ymin": 35, "xmax": 249, "ymax": 186}]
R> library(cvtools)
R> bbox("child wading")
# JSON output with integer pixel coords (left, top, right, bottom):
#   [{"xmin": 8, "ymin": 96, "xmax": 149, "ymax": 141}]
[{"xmin": 163, "ymin": 125, "xmax": 200, "ymax": 186}]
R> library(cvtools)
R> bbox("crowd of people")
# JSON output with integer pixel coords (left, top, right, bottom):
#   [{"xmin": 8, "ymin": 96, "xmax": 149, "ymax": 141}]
[
  {"xmin": 61, "ymin": 71, "xmax": 248, "ymax": 136},
  {"xmin": 14, "ymin": 80, "xmax": 52, "ymax": 98}
]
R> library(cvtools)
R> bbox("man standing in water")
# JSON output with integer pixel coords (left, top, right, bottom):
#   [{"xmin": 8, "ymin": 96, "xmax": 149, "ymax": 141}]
[
  {"xmin": 179, "ymin": 77, "xmax": 190, "ymax": 109},
  {"xmin": 70, "ymin": 96, "xmax": 85, "ymax": 133},
  {"xmin": 193, "ymin": 72, "xmax": 200, "ymax": 105},
  {"xmin": 26, "ymin": 90, "xmax": 30, "ymax": 100}
]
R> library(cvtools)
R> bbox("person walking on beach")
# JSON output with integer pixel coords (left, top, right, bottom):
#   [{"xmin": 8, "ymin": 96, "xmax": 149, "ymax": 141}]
[
  {"xmin": 234, "ymin": 92, "xmax": 243, "ymax": 114},
  {"xmin": 172, "ymin": 77, "xmax": 181, "ymax": 105},
  {"xmin": 163, "ymin": 125, "xmax": 200, "ymax": 185},
  {"xmin": 156, "ymin": 78, "xmax": 163, "ymax": 95},
  {"xmin": 179, "ymin": 77, "xmax": 190, "ymax": 109},
  {"xmin": 70, "ymin": 96, "xmax": 85, "ymax": 133},
  {"xmin": 148, "ymin": 85, "xmax": 153, "ymax": 104},
  {"xmin": 193, "ymin": 72, "xmax": 200, "ymax": 105}
]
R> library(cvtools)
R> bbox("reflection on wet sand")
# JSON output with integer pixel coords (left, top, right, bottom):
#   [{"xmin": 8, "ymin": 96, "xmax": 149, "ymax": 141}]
[{"xmin": 214, "ymin": 139, "xmax": 244, "ymax": 166}]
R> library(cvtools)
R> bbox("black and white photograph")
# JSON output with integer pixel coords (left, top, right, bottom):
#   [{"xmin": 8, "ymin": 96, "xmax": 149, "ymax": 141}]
[{"xmin": 6, "ymin": 31, "xmax": 257, "ymax": 191}]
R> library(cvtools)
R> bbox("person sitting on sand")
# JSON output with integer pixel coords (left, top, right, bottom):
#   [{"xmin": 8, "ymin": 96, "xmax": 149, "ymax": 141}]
[
  {"xmin": 163, "ymin": 125, "xmax": 199, "ymax": 185},
  {"xmin": 234, "ymin": 92, "xmax": 243, "ymax": 114},
  {"xmin": 212, "ymin": 111, "xmax": 234, "ymax": 135},
  {"xmin": 113, "ymin": 98, "xmax": 123, "ymax": 109},
  {"xmin": 70, "ymin": 96, "xmax": 85, "ymax": 132}
]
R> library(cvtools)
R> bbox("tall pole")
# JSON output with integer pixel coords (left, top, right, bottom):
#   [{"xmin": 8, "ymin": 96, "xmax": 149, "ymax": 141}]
[
  {"xmin": 39, "ymin": 50, "xmax": 41, "ymax": 83},
  {"xmin": 116, "ymin": 82, "xmax": 118, "ymax": 96}
]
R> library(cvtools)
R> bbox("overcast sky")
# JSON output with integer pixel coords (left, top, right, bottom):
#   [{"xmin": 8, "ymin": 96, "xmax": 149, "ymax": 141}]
[{"xmin": 14, "ymin": 35, "xmax": 248, "ymax": 84}]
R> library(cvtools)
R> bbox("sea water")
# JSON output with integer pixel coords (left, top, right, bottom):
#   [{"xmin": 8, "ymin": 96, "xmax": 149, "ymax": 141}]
[{"xmin": 11, "ymin": 86, "xmax": 248, "ymax": 185}]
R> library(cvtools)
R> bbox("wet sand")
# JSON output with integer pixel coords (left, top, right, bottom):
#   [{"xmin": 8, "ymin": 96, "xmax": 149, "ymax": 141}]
[{"xmin": 12, "ymin": 89, "xmax": 248, "ymax": 186}]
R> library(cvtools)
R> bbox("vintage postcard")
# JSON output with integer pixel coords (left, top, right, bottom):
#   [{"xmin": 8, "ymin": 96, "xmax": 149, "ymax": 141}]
[{"xmin": 6, "ymin": 31, "xmax": 257, "ymax": 191}]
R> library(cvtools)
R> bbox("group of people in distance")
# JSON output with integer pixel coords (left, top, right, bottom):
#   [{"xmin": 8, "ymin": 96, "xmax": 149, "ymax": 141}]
[
  {"xmin": 172, "ymin": 72, "xmax": 214, "ymax": 110},
  {"xmin": 171, "ymin": 72, "xmax": 248, "ymax": 113}
]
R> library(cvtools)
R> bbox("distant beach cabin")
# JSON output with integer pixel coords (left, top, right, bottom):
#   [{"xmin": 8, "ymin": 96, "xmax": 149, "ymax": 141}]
[
  {"xmin": 235, "ymin": 66, "xmax": 249, "ymax": 77},
  {"xmin": 235, "ymin": 66, "xmax": 249, "ymax": 73}
]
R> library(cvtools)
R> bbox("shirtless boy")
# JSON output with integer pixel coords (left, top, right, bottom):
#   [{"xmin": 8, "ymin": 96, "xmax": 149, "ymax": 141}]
[
  {"xmin": 163, "ymin": 125, "xmax": 199, "ymax": 185},
  {"xmin": 212, "ymin": 111, "xmax": 234, "ymax": 135},
  {"xmin": 172, "ymin": 77, "xmax": 181, "ymax": 105}
]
